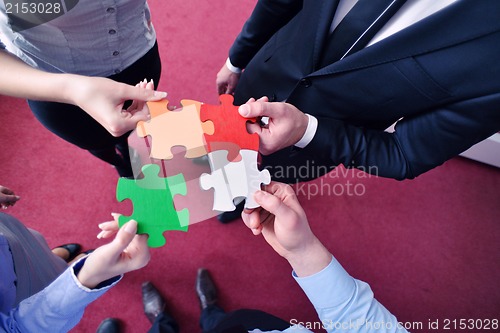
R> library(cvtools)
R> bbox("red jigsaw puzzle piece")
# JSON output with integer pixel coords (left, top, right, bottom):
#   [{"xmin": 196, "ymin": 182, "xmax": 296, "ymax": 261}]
[{"xmin": 200, "ymin": 94, "xmax": 259, "ymax": 162}]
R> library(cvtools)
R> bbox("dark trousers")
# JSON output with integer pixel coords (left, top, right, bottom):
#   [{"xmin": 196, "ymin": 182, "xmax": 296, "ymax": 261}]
[
  {"xmin": 147, "ymin": 305, "xmax": 290, "ymax": 333},
  {"xmin": 28, "ymin": 42, "xmax": 162, "ymax": 177},
  {"xmin": 147, "ymin": 312, "xmax": 179, "ymax": 333}
]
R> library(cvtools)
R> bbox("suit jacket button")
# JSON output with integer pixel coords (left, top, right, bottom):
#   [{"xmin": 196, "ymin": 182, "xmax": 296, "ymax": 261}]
[{"xmin": 300, "ymin": 78, "xmax": 312, "ymax": 87}]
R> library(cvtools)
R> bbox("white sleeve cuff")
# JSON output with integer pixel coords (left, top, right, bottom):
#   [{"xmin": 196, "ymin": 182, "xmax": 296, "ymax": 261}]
[
  {"xmin": 226, "ymin": 57, "xmax": 242, "ymax": 74},
  {"xmin": 294, "ymin": 114, "xmax": 318, "ymax": 148}
]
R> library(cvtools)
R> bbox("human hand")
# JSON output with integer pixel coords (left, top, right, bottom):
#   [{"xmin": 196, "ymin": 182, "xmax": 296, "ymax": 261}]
[
  {"xmin": 126, "ymin": 79, "xmax": 155, "ymax": 116},
  {"xmin": 76, "ymin": 220, "xmax": 150, "ymax": 289},
  {"xmin": 69, "ymin": 76, "xmax": 167, "ymax": 137},
  {"xmin": 0, "ymin": 185, "xmax": 20, "ymax": 209},
  {"xmin": 241, "ymin": 182, "xmax": 331, "ymax": 277},
  {"xmin": 239, "ymin": 97, "xmax": 309, "ymax": 155},
  {"xmin": 216, "ymin": 63, "xmax": 241, "ymax": 95},
  {"xmin": 96, "ymin": 213, "xmax": 121, "ymax": 240}
]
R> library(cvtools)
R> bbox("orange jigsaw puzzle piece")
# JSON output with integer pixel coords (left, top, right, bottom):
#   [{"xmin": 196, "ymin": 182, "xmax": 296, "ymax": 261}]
[
  {"xmin": 137, "ymin": 99, "xmax": 214, "ymax": 160},
  {"xmin": 146, "ymin": 99, "xmax": 171, "ymax": 118}
]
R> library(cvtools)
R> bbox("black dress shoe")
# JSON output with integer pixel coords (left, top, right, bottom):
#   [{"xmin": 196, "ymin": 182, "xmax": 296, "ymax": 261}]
[
  {"xmin": 96, "ymin": 318, "xmax": 122, "ymax": 333},
  {"xmin": 55, "ymin": 243, "xmax": 82, "ymax": 262},
  {"xmin": 142, "ymin": 281, "xmax": 166, "ymax": 324},
  {"xmin": 195, "ymin": 268, "xmax": 218, "ymax": 309},
  {"xmin": 217, "ymin": 200, "xmax": 245, "ymax": 224}
]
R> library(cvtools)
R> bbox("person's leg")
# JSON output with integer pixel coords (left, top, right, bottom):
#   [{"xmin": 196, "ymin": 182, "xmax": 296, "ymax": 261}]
[
  {"xmin": 26, "ymin": 228, "xmax": 67, "ymax": 269},
  {"xmin": 211, "ymin": 309, "xmax": 290, "ymax": 332},
  {"xmin": 28, "ymin": 99, "xmax": 128, "ymax": 166},
  {"xmin": 0, "ymin": 213, "xmax": 66, "ymax": 306},
  {"xmin": 196, "ymin": 268, "xmax": 229, "ymax": 331},
  {"xmin": 147, "ymin": 312, "xmax": 179, "ymax": 333},
  {"xmin": 142, "ymin": 281, "xmax": 180, "ymax": 333},
  {"xmin": 199, "ymin": 304, "xmax": 228, "ymax": 332},
  {"xmin": 194, "ymin": 267, "xmax": 289, "ymax": 332}
]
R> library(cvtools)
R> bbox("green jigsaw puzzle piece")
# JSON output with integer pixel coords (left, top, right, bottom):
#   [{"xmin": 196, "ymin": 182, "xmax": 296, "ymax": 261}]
[{"xmin": 116, "ymin": 164, "xmax": 189, "ymax": 247}]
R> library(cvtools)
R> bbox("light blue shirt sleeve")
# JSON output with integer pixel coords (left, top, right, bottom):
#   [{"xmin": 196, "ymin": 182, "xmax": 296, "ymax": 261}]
[
  {"xmin": 250, "ymin": 256, "xmax": 408, "ymax": 333},
  {"xmin": 292, "ymin": 257, "xmax": 409, "ymax": 333},
  {"xmin": 0, "ymin": 257, "xmax": 121, "ymax": 333}
]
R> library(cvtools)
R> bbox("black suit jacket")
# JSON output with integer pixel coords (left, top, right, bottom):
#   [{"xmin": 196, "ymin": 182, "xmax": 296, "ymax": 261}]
[{"xmin": 230, "ymin": 0, "xmax": 500, "ymax": 180}]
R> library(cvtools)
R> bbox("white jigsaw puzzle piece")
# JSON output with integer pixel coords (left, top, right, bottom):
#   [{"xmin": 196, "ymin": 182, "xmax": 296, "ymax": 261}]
[
  {"xmin": 223, "ymin": 157, "xmax": 248, "ymax": 202},
  {"xmin": 200, "ymin": 150, "xmax": 271, "ymax": 212},
  {"xmin": 239, "ymin": 149, "xmax": 271, "ymax": 209},
  {"xmin": 199, "ymin": 168, "xmax": 235, "ymax": 212},
  {"xmin": 207, "ymin": 150, "xmax": 232, "ymax": 172}
]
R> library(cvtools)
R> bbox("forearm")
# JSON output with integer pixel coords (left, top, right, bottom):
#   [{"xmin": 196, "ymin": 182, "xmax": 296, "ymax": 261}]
[
  {"xmin": 303, "ymin": 93, "xmax": 500, "ymax": 181},
  {"xmin": 294, "ymin": 257, "xmax": 408, "ymax": 333},
  {"xmin": 302, "ymin": 117, "xmax": 414, "ymax": 180},
  {"xmin": 0, "ymin": 258, "xmax": 120, "ymax": 333},
  {"xmin": 0, "ymin": 50, "xmax": 78, "ymax": 105}
]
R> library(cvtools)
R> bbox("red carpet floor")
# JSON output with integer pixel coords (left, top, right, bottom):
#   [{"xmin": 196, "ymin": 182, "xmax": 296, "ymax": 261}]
[{"xmin": 1, "ymin": 1, "xmax": 499, "ymax": 332}]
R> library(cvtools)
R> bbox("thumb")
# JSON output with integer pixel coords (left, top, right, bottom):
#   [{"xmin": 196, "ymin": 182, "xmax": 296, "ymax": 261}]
[
  {"xmin": 121, "ymin": 84, "xmax": 168, "ymax": 102},
  {"xmin": 238, "ymin": 99, "xmax": 278, "ymax": 119},
  {"xmin": 253, "ymin": 190, "xmax": 290, "ymax": 220},
  {"xmin": 126, "ymin": 110, "xmax": 150, "ymax": 123},
  {"xmin": 109, "ymin": 220, "xmax": 138, "ymax": 253}
]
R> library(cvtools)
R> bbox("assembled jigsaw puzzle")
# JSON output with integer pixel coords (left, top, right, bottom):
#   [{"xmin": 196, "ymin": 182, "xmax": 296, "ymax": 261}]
[{"xmin": 116, "ymin": 94, "xmax": 271, "ymax": 247}]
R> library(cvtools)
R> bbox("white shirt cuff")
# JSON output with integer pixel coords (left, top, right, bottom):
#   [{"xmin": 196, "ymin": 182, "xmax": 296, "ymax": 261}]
[
  {"xmin": 294, "ymin": 114, "xmax": 318, "ymax": 148},
  {"xmin": 226, "ymin": 57, "xmax": 242, "ymax": 74}
]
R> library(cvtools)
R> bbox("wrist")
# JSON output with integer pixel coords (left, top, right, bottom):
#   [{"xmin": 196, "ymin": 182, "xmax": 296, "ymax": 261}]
[
  {"xmin": 57, "ymin": 73, "xmax": 83, "ymax": 106},
  {"xmin": 294, "ymin": 114, "xmax": 318, "ymax": 148},
  {"xmin": 226, "ymin": 57, "xmax": 242, "ymax": 74},
  {"xmin": 76, "ymin": 261, "xmax": 101, "ymax": 289},
  {"xmin": 286, "ymin": 239, "xmax": 332, "ymax": 277},
  {"xmin": 73, "ymin": 258, "xmax": 122, "ymax": 290}
]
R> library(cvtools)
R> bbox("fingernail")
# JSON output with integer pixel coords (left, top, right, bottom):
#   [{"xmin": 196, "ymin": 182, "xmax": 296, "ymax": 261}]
[
  {"xmin": 154, "ymin": 91, "xmax": 167, "ymax": 98},
  {"xmin": 111, "ymin": 212, "xmax": 120, "ymax": 219},
  {"xmin": 97, "ymin": 231, "xmax": 104, "ymax": 239},
  {"xmin": 239, "ymin": 104, "xmax": 250, "ymax": 117},
  {"xmin": 150, "ymin": 79, "xmax": 154, "ymax": 85},
  {"xmin": 123, "ymin": 220, "xmax": 137, "ymax": 234}
]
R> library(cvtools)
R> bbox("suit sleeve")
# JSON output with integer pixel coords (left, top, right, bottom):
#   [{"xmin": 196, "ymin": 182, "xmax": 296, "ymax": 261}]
[
  {"xmin": 229, "ymin": 0, "xmax": 303, "ymax": 69},
  {"xmin": 303, "ymin": 93, "xmax": 500, "ymax": 180}
]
